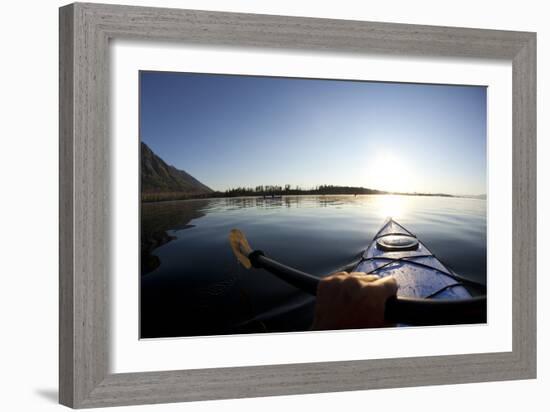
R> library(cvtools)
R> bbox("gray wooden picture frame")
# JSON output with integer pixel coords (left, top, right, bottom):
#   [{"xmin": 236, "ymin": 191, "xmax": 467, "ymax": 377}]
[{"xmin": 59, "ymin": 2, "xmax": 536, "ymax": 408}]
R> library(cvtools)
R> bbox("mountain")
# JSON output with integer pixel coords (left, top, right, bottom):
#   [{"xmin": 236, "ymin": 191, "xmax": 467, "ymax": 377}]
[{"xmin": 141, "ymin": 142, "xmax": 213, "ymax": 201}]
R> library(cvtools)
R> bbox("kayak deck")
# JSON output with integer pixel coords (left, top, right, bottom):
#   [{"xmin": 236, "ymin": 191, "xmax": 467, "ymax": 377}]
[{"xmin": 354, "ymin": 219, "xmax": 471, "ymax": 300}]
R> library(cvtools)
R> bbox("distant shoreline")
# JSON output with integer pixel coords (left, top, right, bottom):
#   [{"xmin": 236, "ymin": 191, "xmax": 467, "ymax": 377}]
[
  {"xmin": 141, "ymin": 143, "xmax": 487, "ymax": 205},
  {"xmin": 141, "ymin": 191, "xmax": 486, "ymax": 204}
]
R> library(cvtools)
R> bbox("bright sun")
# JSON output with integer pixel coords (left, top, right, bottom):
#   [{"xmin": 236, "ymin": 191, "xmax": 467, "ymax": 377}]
[{"xmin": 366, "ymin": 153, "xmax": 413, "ymax": 194}]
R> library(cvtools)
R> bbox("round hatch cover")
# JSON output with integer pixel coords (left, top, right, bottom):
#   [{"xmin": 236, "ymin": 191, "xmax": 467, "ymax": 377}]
[{"xmin": 376, "ymin": 235, "xmax": 419, "ymax": 251}]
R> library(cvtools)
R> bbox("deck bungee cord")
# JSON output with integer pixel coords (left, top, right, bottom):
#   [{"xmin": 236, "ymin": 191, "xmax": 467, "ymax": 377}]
[{"xmin": 361, "ymin": 255, "xmax": 486, "ymax": 290}]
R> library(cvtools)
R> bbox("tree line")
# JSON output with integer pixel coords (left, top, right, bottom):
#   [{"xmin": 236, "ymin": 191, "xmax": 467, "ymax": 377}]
[
  {"xmin": 141, "ymin": 185, "xmax": 458, "ymax": 203},
  {"xmin": 220, "ymin": 184, "xmax": 388, "ymax": 198}
]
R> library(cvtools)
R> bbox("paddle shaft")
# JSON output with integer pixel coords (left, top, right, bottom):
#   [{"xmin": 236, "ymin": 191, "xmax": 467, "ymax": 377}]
[
  {"xmin": 249, "ymin": 251, "xmax": 320, "ymax": 295},
  {"xmin": 248, "ymin": 250, "xmax": 486, "ymax": 326}
]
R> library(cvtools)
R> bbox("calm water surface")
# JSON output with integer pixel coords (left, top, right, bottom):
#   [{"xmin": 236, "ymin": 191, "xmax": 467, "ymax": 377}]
[{"xmin": 140, "ymin": 195, "xmax": 486, "ymax": 338}]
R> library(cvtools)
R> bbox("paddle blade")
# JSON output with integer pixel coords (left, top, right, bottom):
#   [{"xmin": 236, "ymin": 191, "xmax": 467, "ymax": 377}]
[{"xmin": 229, "ymin": 229, "xmax": 253, "ymax": 269}]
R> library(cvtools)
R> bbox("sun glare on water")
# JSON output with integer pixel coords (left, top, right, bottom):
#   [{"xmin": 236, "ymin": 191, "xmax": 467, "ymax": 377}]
[
  {"xmin": 374, "ymin": 195, "xmax": 409, "ymax": 219},
  {"xmin": 364, "ymin": 152, "xmax": 414, "ymax": 219}
]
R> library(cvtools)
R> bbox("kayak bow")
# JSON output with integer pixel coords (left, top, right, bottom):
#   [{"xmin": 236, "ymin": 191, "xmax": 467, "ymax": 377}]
[{"xmin": 355, "ymin": 218, "xmax": 475, "ymax": 300}]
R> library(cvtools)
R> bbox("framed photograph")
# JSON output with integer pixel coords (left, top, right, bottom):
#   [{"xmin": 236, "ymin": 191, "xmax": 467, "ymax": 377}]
[{"xmin": 59, "ymin": 2, "xmax": 536, "ymax": 408}]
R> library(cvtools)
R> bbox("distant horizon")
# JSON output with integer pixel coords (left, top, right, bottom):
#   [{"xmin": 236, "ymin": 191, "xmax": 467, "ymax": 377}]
[
  {"xmin": 142, "ymin": 141, "xmax": 486, "ymax": 198},
  {"xmin": 140, "ymin": 71, "xmax": 487, "ymax": 196}
]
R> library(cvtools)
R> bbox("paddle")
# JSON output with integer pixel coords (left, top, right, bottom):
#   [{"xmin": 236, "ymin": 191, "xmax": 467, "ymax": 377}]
[
  {"xmin": 229, "ymin": 229, "xmax": 320, "ymax": 295},
  {"xmin": 229, "ymin": 229, "xmax": 487, "ymax": 326}
]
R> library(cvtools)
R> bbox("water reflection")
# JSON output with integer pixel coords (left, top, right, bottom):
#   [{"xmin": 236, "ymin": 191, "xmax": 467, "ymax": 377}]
[
  {"xmin": 195, "ymin": 194, "xmax": 386, "ymax": 212},
  {"xmin": 141, "ymin": 199, "xmax": 208, "ymax": 274},
  {"xmin": 140, "ymin": 195, "xmax": 486, "ymax": 338}
]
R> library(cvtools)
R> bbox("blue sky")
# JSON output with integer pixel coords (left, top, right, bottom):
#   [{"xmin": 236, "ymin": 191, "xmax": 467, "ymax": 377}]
[{"xmin": 140, "ymin": 71, "xmax": 486, "ymax": 195}]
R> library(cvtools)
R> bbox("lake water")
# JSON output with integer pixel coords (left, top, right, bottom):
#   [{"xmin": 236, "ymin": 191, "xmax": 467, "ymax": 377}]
[{"xmin": 140, "ymin": 194, "xmax": 486, "ymax": 338}]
